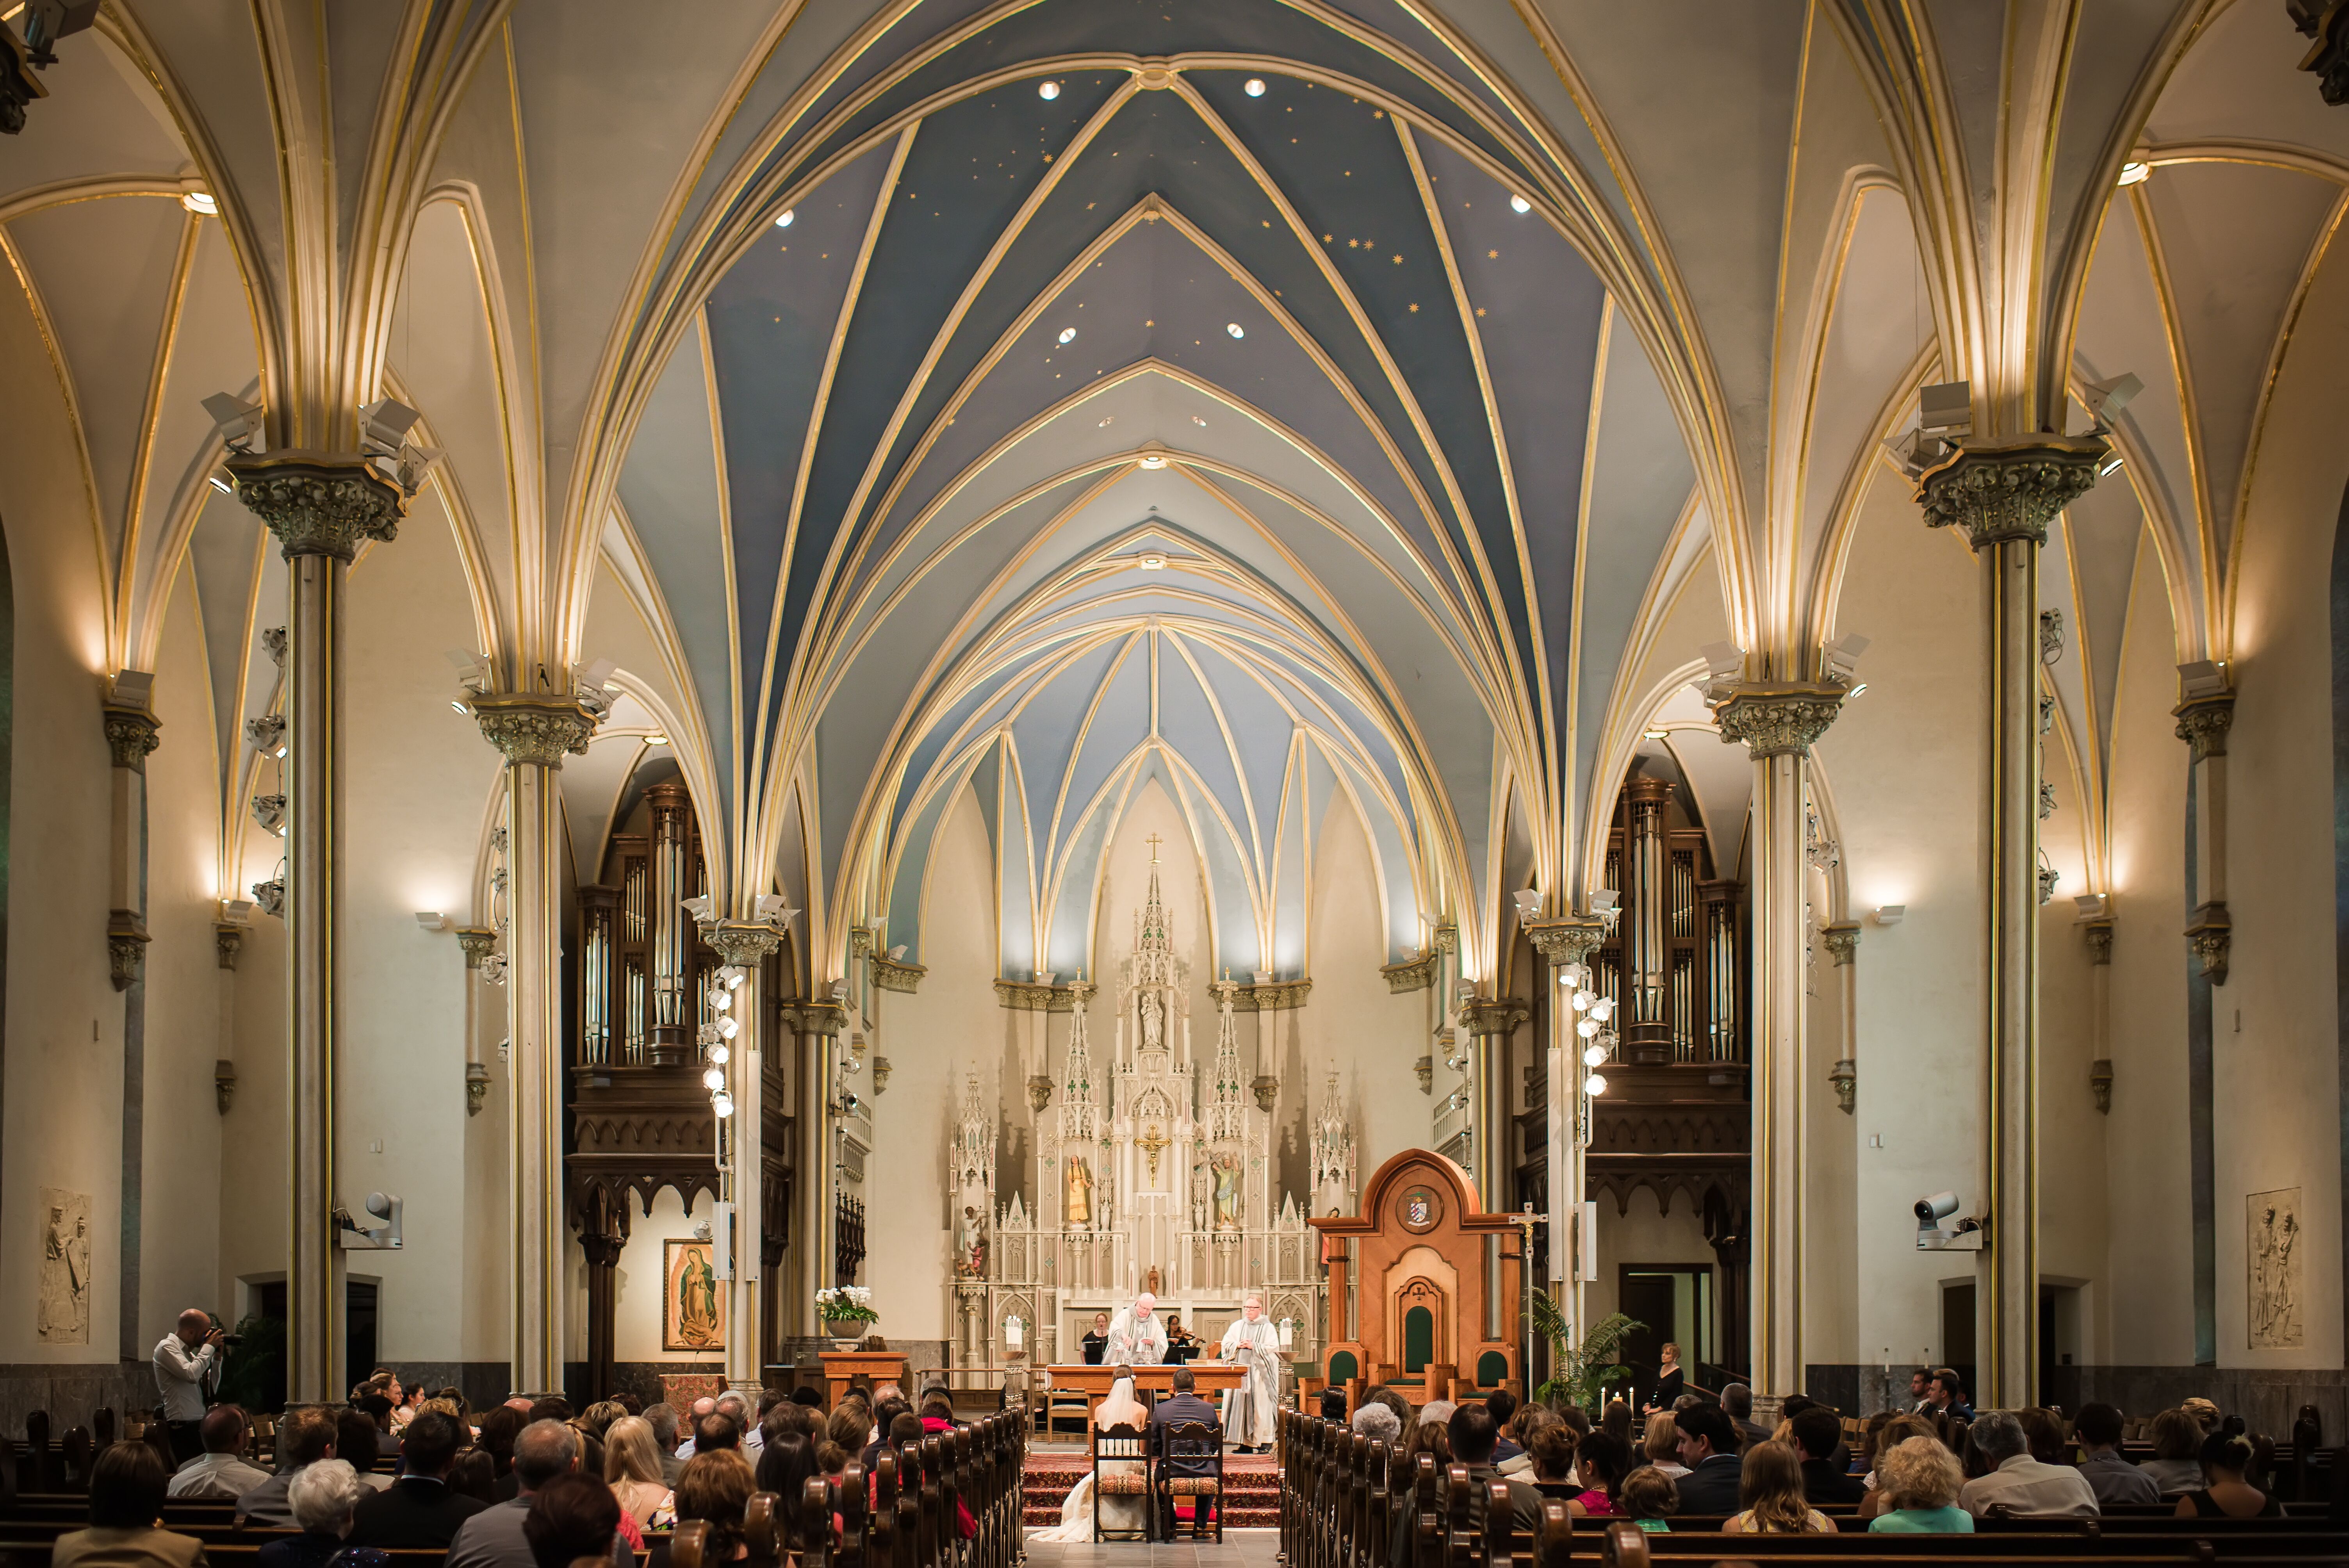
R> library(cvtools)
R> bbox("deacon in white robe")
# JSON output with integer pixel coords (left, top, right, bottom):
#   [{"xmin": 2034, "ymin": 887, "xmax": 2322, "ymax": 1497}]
[
  {"xmin": 1218, "ymin": 1295, "xmax": 1281, "ymax": 1451},
  {"xmin": 1104, "ymin": 1291, "xmax": 1169, "ymax": 1365}
]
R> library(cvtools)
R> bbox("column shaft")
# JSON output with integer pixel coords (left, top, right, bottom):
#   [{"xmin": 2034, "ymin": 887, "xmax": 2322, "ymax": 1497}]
[
  {"xmin": 1750, "ymin": 749, "xmax": 1807, "ymax": 1397},
  {"xmin": 506, "ymin": 758, "xmax": 567, "ymax": 1393},
  {"xmin": 786, "ymin": 1003, "xmax": 847, "ymax": 1336},
  {"xmin": 287, "ymin": 553, "xmax": 343, "ymax": 1401},
  {"xmin": 1984, "ymin": 536, "xmax": 2040, "ymax": 1405},
  {"xmin": 707, "ymin": 923, "xmax": 783, "ymax": 1390}
]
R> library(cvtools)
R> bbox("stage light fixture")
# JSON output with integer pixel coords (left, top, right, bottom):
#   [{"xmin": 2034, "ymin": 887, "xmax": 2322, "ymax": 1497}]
[
  {"xmin": 1038, "ymin": 80, "xmax": 1060, "ymax": 100},
  {"xmin": 1510, "ymin": 194, "xmax": 1531, "ymax": 214}
]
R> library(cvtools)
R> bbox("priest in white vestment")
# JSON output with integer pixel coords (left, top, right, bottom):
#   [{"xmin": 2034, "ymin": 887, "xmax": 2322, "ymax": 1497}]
[
  {"xmin": 1219, "ymin": 1295, "xmax": 1281, "ymax": 1452},
  {"xmin": 1104, "ymin": 1292, "xmax": 1169, "ymax": 1365}
]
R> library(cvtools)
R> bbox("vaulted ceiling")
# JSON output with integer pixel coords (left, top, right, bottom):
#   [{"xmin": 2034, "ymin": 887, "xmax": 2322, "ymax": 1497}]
[{"xmin": 4, "ymin": 0, "xmax": 2345, "ymax": 982}]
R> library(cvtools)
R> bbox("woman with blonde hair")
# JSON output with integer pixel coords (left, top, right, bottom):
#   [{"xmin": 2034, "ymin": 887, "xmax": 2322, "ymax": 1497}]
[
  {"xmin": 1868, "ymin": 1436, "xmax": 1972, "ymax": 1533},
  {"xmin": 602, "ymin": 1415, "xmax": 675, "ymax": 1530},
  {"xmin": 1641, "ymin": 1412, "xmax": 1688, "ymax": 1478},
  {"xmin": 1723, "ymin": 1440, "xmax": 1835, "ymax": 1534},
  {"xmin": 1032, "ymin": 1368, "xmax": 1149, "ymax": 1542}
]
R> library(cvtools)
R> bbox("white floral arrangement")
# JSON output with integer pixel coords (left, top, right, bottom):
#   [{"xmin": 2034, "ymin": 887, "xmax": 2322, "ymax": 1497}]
[{"xmin": 816, "ymin": 1285, "xmax": 877, "ymax": 1322}]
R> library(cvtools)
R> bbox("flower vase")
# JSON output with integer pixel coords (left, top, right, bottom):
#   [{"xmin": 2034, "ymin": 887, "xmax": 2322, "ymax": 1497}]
[{"xmin": 825, "ymin": 1317, "xmax": 872, "ymax": 1342}]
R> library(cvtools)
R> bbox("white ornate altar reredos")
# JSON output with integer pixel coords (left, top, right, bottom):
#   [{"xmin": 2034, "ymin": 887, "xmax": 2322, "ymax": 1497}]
[{"xmin": 950, "ymin": 858, "xmax": 1351, "ymax": 1366}]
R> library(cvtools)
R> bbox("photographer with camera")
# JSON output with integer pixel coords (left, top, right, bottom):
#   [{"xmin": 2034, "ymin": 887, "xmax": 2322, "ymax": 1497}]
[{"xmin": 153, "ymin": 1308, "xmax": 225, "ymax": 1462}]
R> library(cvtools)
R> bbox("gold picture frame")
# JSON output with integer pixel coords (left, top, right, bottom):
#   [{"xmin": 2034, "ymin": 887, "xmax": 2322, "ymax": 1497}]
[{"xmin": 664, "ymin": 1239, "xmax": 725, "ymax": 1352}]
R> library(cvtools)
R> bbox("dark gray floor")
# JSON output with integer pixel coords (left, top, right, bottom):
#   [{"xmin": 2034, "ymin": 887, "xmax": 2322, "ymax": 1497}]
[{"xmin": 1022, "ymin": 1527, "xmax": 1280, "ymax": 1568}]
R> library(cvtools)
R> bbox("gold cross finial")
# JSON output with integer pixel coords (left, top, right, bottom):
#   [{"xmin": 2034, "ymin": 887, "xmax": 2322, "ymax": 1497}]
[{"xmin": 1146, "ymin": 832, "xmax": 1163, "ymax": 862}]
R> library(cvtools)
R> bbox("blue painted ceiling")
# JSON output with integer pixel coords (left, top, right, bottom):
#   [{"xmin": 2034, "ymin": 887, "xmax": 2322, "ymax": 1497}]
[{"xmin": 610, "ymin": 0, "xmax": 1698, "ymax": 976}]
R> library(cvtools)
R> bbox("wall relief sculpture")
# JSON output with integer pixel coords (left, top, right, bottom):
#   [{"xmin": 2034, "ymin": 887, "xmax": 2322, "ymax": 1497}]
[
  {"xmin": 2248, "ymin": 1187, "xmax": 2303, "ymax": 1349},
  {"xmin": 37, "ymin": 1187, "xmax": 91, "ymax": 1344}
]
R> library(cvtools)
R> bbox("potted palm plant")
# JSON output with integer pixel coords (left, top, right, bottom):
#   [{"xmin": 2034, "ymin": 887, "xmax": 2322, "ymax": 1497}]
[{"xmin": 1528, "ymin": 1294, "xmax": 1642, "ymax": 1409}]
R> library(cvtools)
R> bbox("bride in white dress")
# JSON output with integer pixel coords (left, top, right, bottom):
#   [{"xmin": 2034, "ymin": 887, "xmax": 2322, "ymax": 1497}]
[{"xmin": 1031, "ymin": 1370, "xmax": 1150, "ymax": 1542}]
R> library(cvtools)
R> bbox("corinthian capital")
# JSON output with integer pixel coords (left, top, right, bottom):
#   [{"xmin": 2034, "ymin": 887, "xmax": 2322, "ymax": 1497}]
[
  {"xmin": 2173, "ymin": 695, "xmax": 2235, "ymax": 762},
  {"xmin": 783, "ymin": 999, "xmax": 850, "ymax": 1038},
  {"xmin": 706, "ymin": 920, "xmax": 783, "ymax": 969},
  {"xmin": 226, "ymin": 451, "xmax": 408, "ymax": 561},
  {"xmin": 1459, "ymin": 997, "xmax": 1529, "ymax": 1037},
  {"xmin": 1524, "ymin": 916, "xmax": 1609, "ymax": 969},
  {"xmin": 1914, "ymin": 434, "xmax": 2106, "ymax": 549},
  {"xmin": 1714, "ymin": 682, "xmax": 1845, "ymax": 760},
  {"xmin": 102, "ymin": 707, "xmax": 161, "ymax": 772},
  {"xmin": 471, "ymin": 694, "xmax": 598, "ymax": 768}
]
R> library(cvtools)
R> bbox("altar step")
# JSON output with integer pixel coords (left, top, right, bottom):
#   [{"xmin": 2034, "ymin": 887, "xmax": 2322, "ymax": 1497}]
[{"xmin": 1021, "ymin": 1449, "xmax": 1280, "ymax": 1529}]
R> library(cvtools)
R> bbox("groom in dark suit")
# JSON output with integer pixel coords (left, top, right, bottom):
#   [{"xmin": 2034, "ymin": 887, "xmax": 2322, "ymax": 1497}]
[{"xmin": 1147, "ymin": 1367, "xmax": 1222, "ymax": 1535}]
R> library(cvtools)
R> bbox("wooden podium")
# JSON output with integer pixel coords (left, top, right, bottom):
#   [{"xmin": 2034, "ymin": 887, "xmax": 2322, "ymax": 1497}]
[
  {"xmin": 1307, "ymin": 1148, "xmax": 1523, "ymax": 1412},
  {"xmin": 818, "ymin": 1349, "xmax": 907, "ymax": 1408},
  {"xmin": 1041, "ymin": 1362, "xmax": 1246, "ymax": 1427}
]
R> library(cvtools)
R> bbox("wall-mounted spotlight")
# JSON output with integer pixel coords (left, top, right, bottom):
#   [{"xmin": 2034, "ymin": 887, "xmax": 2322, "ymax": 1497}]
[
  {"xmin": 203, "ymin": 392, "xmax": 265, "ymax": 455},
  {"xmin": 1871, "ymin": 905, "xmax": 1906, "ymax": 927},
  {"xmin": 415, "ymin": 912, "xmax": 448, "ymax": 932}
]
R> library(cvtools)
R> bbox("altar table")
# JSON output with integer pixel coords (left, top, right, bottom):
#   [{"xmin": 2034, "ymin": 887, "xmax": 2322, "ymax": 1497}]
[
  {"xmin": 1041, "ymin": 1362, "xmax": 1246, "ymax": 1428},
  {"xmin": 818, "ymin": 1349, "xmax": 908, "ymax": 1409}
]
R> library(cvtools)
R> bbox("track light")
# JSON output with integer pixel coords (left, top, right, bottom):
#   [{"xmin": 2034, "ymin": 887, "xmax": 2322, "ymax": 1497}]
[{"xmin": 203, "ymin": 393, "xmax": 264, "ymax": 454}]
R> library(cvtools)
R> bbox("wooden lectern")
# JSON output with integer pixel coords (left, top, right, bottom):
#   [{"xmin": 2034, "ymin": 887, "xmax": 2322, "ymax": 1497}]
[{"xmin": 1306, "ymin": 1148, "xmax": 1523, "ymax": 1413}]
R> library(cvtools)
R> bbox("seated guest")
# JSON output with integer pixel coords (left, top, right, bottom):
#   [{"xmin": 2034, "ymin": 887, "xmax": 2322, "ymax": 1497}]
[
  {"xmin": 1318, "ymin": 1389, "xmax": 1348, "ymax": 1422},
  {"xmin": 520, "ymin": 1474, "xmax": 624, "ymax": 1568},
  {"xmin": 1858, "ymin": 1413, "xmax": 1939, "ymax": 1513},
  {"xmin": 1927, "ymin": 1368, "xmax": 1976, "ymax": 1421},
  {"xmin": 1499, "ymin": 1408, "xmax": 1555, "ymax": 1479},
  {"xmin": 1616, "ymin": 1465, "xmax": 1680, "ymax": 1534},
  {"xmin": 1486, "ymin": 1391, "xmax": 1523, "ymax": 1462},
  {"xmin": 1790, "ymin": 1406, "xmax": 1865, "ymax": 1505},
  {"xmin": 1670, "ymin": 1402, "xmax": 1746, "ymax": 1514},
  {"xmin": 673, "ymin": 1451, "xmax": 755, "ymax": 1561},
  {"xmin": 2176, "ymin": 1431, "xmax": 2281, "ymax": 1520},
  {"xmin": 1350, "ymin": 1402, "xmax": 1401, "ymax": 1445},
  {"xmin": 334, "ymin": 1409, "xmax": 392, "ymax": 1492},
  {"xmin": 446, "ymin": 1451, "xmax": 499, "ymax": 1506},
  {"xmin": 692, "ymin": 1413, "xmax": 742, "ymax": 1458},
  {"xmin": 1600, "ymin": 1401, "xmax": 1634, "ymax": 1450},
  {"xmin": 355, "ymin": 1397, "xmax": 400, "ymax": 1459},
  {"xmin": 1957, "ymin": 1410, "xmax": 2098, "ymax": 1518},
  {"xmin": 351, "ymin": 1411, "xmax": 485, "ymax": 1548},
  {"xmin": 1721, "ymin": 1384, "xmax": 1767, "ymax": 1450},
  {"xmin": 576, "ymin": 1404, "xmax": 626, "ymax": 1442},
  {"xmin": 478, "ymin": 1406, "xmax": 526, "ymax": 1479},
  {"xmin": 1367, "ymin": 1387, "xmax": 1413, "ymax": 1429},
  {"xmin": 449, "ymin": 1420, "xmax": 636, "ymax": 1568},
  {"xmin": 640, "ymin": 1406, "xmax": 683, "ymax": 1487},
  {"xmin": 791, "ymin": 1387, "xmax": 823, "ymax": 1410},
  {"xmin": 54, "ymin": 1443, "xmax": 204, "ymax": 1568},
  {"xmin": 600, "ymin": 1418, "xmax": 673, "ymax": 1532},
  {"xmin": 713, "ymin": 1393, "xmax": 761, "ymax": 1455},
  {"xmin": 169, "ymin": 1406, "xmax": 271, "ymax": 1500},
  {"xmin": 1417, "ymin": 1399, "xmax": 1457, "ymax": 1428},
  {"xmin": 1526, "ymin": 1422, "xmax": 1575, "ymax": 1490},
  {"xmin": 1567, "ymin": 1432, "xmax": 1630, "ymax": 1517},
  {"xmin": 1640, "ymin": 1412, "xmax": 1688, "ymax": 1479},
  {"xmin": 1868, "ymin": 1436, "xmax": 1974, "ymax": 1533},
  {"xmin": 2180, "ymin": 1398, "xmax": 2223, "ymax": 1438},
  {"xmin": 260, "ymin": 1460, "xmax": 387, "ymax": 1568},
  {"xmin": 1723, "ymin": 1441, "xmax": 1835, "ymax": 1534},
  {"xmin": 2140, "ymin": 1408, "xmax": 2209, "ymax": 1496},
  {"xmin": 1387, "ymin": 1405, "xmax": 1538, "ymax": 1568},
  {"xmin": 671, "ymin": 1398, "xmax": 716, "ymax": 1459},
  {"xmin": 240, "ymin": 1406, "xmax": 340, "ymax": 1528},
  {"xmin": 2017, "ymin": 1406, "xmax": 2067, "ymax": 1465},
  {"xmin": 755, "ymin": 1432, "xmax": 820, "ymax": 1546}
]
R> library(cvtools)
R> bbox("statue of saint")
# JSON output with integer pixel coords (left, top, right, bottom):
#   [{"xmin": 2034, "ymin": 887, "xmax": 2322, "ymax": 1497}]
[
  {"xmin": 1212, "ymin": 1155, "xmax": 1243, "ymax": 1231},
  {"xmin": 1139, "ymin": 992, "xmax": 1163, "ymax": 1052},
  {"xmin": 1065, "ymin": 1156, "xmax": 1093, "ymax": 1226}
]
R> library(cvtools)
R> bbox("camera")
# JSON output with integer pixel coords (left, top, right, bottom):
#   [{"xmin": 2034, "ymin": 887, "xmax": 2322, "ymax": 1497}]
[{"xmin": 1914, "ymin": 1191, "xmax": 1984, "ymax": 1251}]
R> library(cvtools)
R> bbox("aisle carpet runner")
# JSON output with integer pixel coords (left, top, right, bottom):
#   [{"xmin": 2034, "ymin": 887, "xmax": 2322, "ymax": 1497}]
[{"xmin": 1021, "ymin": 1449, "xmax": 1280, "ymax": 1529}]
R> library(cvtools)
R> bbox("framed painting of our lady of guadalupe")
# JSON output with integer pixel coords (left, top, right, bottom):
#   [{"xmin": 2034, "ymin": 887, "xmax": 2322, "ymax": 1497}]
[{"xmin": 665, "ymin": 1239, "xmax": 725, "ymax": 1351}]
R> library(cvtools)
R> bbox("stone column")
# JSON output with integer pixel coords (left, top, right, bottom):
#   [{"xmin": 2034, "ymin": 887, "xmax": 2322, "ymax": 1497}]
[
  {"xmin": 1714, "ymin": 682, "xmax": 1845, "ymax": 1401},
  {"xmin": 2176, "ymin": 688, "xmax": 2234, "ymax": 984},
  {"xmin": 1460, "ymin": 997, "xmax": 1530, "ymax": 1213},
  {"xmin": 1914, "ymin": 433, "xmax": 2104, "ymax": 1407},
  {"xmin": 1823, "ymin": 924, "xmax": 1860, "ymax": 1114},
  {"xmin": 470, "ymin": 694, "xmax": 597, "ymax": 1396},
  {"xmin": 647, "ymin": 783, "xmax": 695, "ymax": 1067},
  {"xmin": 1526, "ymin": 916, "xmax": 1610, "ymax": 1344},
  {"xmin": 457, "ymin": 927, "xmax": 497, "ymax": 1115},
  {"xmin": 1622, "ymin": 777, "xmax": 1675, "ymax": 1064},
  {"xmin": 2083, "ymin": 915, "xmax": 2114, "ymax": 1113},
  {"xmin": 707, "ymin": 921, "xmax": 782, "ymax": 1392},
  {"xmin": 226, "ymin": 452, "xmax": 407, "ymax": 1402},
  {"xmin": 783, "ymin": 999, "xmax": 848, "ymax": 1337},
  {"xmin": 102, "ymin": 689, "xmax": 159, "ymax": 1361}
]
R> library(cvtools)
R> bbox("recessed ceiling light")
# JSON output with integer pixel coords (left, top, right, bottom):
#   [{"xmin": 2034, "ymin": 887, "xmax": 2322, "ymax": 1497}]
[
  {"xmin": 1139, "ymin": 454, "xmax": 1168, "ymax": 469},
  {"xmin": 1509, "ymin": 194, "xmax": 1531, "ymax": 214},
  {"xmin": 1058, "ymin": 327, "xmax": 1076, "ymax": 344},
  {"xmin": 1244, "ymin": 78, "xmax": 1266, "ymax": 97},
  {"xmin": 1038, "ymin": 80, "xmax": 1060, "ymax": 100},
  {"xmin": 775, "ymin": 209, "xmax": 795, "ymax": 227},
  {"xmin": 1225, "ymin": 323, "xmax": 1245, "ymax": 339},
  {"xmin": 1191, "ymin": 415, "xmax": 1206, "ymax": 426},
  {"xmin": 1139, "ymin": 552, "xmax": 1168, "ymax": 569},
  {"xmin": 646, "ymin": 733, "xmax": 669, "ymax": 746},
  {"xmin": 2117, "ymin": 160, "xmax": 2150, "ymax": 187},
  {"xmin": 1098, "ymin": 416, "xmax": 1115, "ymax": 427},
  {"xmin": 181, "ymin": 190, "xmax": 217, "ymax": 215}
]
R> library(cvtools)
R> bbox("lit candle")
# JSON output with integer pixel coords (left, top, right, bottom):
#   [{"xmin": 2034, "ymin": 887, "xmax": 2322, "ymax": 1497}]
[{"xmin": 1005, "ymin": 1315, "xmax": 1024, "ymax": 1351}]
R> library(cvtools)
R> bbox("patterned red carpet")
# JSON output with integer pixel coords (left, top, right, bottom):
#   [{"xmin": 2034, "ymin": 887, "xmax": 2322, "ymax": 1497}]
[{"xmin": 1021, "ymin": 1449, "xmax": 1280, "ymax": 1528}]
